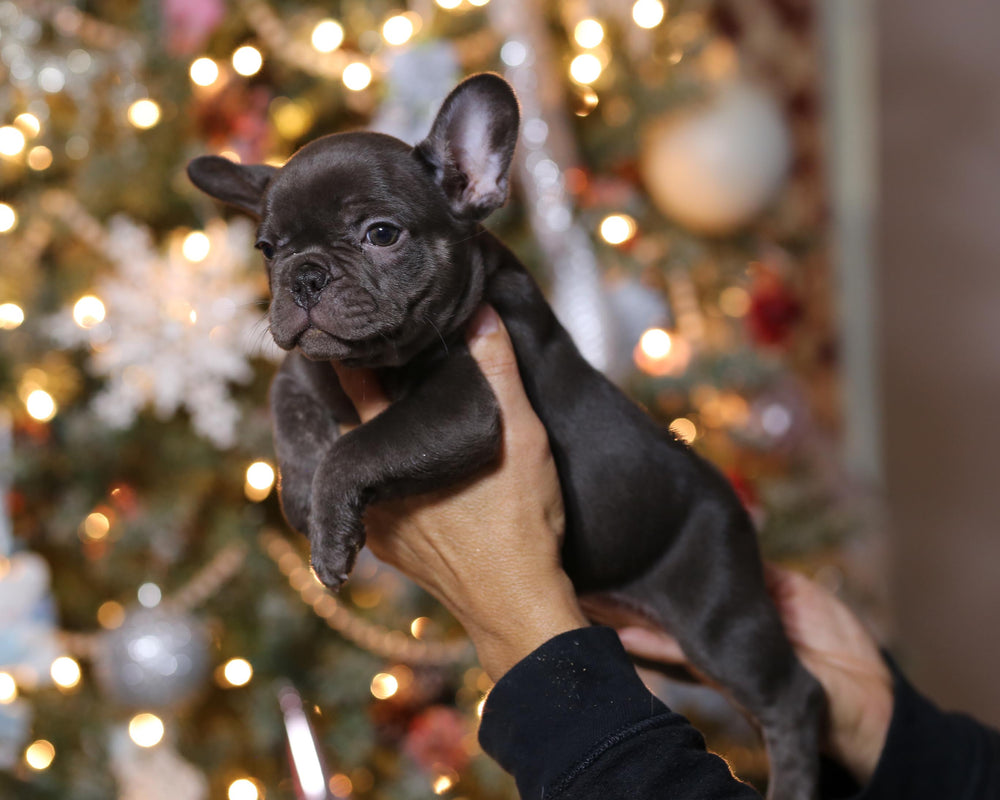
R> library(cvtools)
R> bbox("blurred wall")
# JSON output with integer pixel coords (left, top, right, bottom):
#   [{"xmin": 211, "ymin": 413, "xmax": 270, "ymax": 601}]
[{"xmin": 878, "ymin": 1, "xmax": 1000, "ymax": 725}]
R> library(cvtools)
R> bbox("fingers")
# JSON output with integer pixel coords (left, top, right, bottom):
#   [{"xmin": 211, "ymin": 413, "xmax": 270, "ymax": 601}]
[
  {"xmin": 617, "ymin": 627, "xmax": 689, "ymax": 665},
  {"xmin": 332, "ymin": 362, "xmax": 390, "ymax": 424}
]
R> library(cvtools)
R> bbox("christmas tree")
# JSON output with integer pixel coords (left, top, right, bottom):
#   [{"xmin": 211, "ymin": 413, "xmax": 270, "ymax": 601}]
[{"xmin": 1, "ymin": 1, "xmax": 853, "ymax": 797}]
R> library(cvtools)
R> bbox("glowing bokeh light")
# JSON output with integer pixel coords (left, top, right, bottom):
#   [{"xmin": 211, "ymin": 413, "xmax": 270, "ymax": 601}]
[
  {"xmin": 73, "ymin": 295, "xmax": 106, "ymax": 329},
  {"xmin": 574, "ymin": 19, "xmax": 605, "ymax": 48},
  {"xmin": 342, "ymin": 62, "xmax": 373, "ymax": 91},
  {"xmin": 50, "ymin": 656, "xmax": 82, "ymax": 689},
  {"xmin": 128, "ymin": 713, "xmax": 165, "ymax": 748},
  {"xmin": 0, "ymin": 303, "xmax": 24, "ymax": 329},
  {"xmin": 26, "ymin": 390, "xmax": 57, "ymax": 422},
  {"xmin": 190, "ymin": 57, "xmax": 220, "ymax": 87},
  {"xmin": 25, "ymin": 740, "xmax": 55, "ymax": 770},
  {"xmin": 633, "ymin": 0, "xmax": 666, "ymax": 29},
  {"xmin": 370, "ymin": 672, "xmax": 399, "ymax": 700},
  {"xmin": 599, "ymin": 214, "xmax": 636, "ymax": 245},
  {"xmin": 232, "ymin": 46, "xmax": 263, "ymax": 77},
  {"xmin": 569, "ymin": 53, "xmax": 602, "ymax": 85},
  {"xmin": 223, "ymin": 658, "xmax": 254, "ymax": 687}
]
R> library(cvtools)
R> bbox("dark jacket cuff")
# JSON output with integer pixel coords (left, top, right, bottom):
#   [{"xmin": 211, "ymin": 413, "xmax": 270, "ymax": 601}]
[
  {"xmin": 477, "ymin": 626, "xmax": 672, "ymax": 798},
  {"xmin": 855, "ymin": 660, "xmax": 1000, "ymax": 800}
]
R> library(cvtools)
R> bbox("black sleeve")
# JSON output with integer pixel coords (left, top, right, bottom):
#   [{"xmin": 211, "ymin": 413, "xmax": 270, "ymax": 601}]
[
  {"xmin": 846, "ymin": 662, "xmax": 1000, "ymax": 800},
  {"xmin": 477, "ymin": 626, "xmax": 761, "ymax": 800}
]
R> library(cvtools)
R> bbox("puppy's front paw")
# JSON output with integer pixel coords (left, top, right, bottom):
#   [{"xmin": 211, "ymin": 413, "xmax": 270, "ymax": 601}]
[{"xmin": 308, "ymin": 506, "xmax": 365, "ymax": 591}]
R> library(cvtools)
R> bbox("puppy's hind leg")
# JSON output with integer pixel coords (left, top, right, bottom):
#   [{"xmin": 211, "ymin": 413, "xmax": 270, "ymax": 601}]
[{"xmin": 628, "ymin": 504, "xmax": 824, "ymax": 800}]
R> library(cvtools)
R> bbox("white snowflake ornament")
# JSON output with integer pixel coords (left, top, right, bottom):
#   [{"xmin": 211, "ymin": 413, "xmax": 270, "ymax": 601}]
[{"xmin": 55, "ymin": 216, "xmax": 278, "ymax": 448}]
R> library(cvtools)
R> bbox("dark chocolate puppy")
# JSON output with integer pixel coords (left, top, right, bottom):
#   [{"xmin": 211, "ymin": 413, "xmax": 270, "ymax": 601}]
[{"xmin": 189, "ymin": 73, "xmax": 824, "ymax": 800}]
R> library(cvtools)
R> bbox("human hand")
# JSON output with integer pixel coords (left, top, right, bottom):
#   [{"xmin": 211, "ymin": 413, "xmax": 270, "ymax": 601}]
[
  {"xmin": 616, "ymin": 565, "xmax": 894, "ymax": 785},
  {"xmin": 332, "ymin": 305, "xmax": 588, "ymax": 681}
]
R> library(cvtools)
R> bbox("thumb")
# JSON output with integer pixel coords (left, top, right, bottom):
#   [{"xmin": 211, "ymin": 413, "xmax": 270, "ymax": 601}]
[{"xmin": 465, "ymin": 305, "xmax": 533, "ymax": 422}]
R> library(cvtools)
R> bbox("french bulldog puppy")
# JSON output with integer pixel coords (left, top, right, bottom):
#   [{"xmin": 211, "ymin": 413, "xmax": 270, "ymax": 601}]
[{"xmin": 188, "ymin": 73, "xmax": 823, "ymax": 799}]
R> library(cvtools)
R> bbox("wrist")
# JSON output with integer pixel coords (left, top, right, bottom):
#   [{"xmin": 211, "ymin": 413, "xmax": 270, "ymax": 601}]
[
  {"xmin": 460, "ymin": 574, "xmax": 588, "ymax": 681},
  {"xmin": 831, "ymin": 675, "xmax": 894, "ymax": 785}
]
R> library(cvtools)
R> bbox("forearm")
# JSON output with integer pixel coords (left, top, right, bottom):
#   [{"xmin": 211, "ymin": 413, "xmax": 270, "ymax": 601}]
[{"xmin": 479, "ymin": 626, "xmax": 761, "ymax": 800}]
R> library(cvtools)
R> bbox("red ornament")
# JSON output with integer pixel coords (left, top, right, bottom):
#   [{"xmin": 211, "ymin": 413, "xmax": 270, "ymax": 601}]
[
  {"xmin": 746, "ymin": 270, "xmax": 803, "ymax": 347},
  {"xmin": 726, "ymin": 469, "xmax": 758, "ymax": 512},
  {"xmin": 193, "ymin": 84, "xmax": 273, "ymax": 165},
  {"xmin": 403, "ymin": 706, "xmax": 471, "ymax": 774}
]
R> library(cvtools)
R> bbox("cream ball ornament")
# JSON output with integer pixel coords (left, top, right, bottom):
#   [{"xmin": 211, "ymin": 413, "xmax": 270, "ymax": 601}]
[{"xmin": 640, "ymin": 81, "xmax": 792, "ymax": 235}]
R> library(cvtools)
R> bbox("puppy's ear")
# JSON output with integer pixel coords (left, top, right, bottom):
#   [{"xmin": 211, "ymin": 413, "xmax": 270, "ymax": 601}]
[
  {"xmin": 415, "ymin": 73, "xmax": 520, "ymax": 221},
  {"xmin": 187, "ymin": 156, "xmax": 277, "ymax": 217}
]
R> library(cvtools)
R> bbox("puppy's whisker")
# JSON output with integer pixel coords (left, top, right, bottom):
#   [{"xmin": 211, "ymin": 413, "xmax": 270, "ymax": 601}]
[{"xmin": 426, "ymin": 318, "xmax": 449, "ymax": 355}]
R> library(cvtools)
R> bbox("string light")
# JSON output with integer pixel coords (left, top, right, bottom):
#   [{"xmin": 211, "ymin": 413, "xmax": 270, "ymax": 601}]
[
  {"xmin": 669, "ymin": 417, "xmax": 698, "ymax": 444},
  {"xmin": 232, "ymin": 46, "xmax": 263, "ymax": 77},
  {"xmin": 245, "ymin": 461, "xmax": 275, "ymax": 501},
  {"xmin": 82, "ymin": 510, "xmax": 111, "ymax": 540},
  {"xmin": 50, "ymin": 656, "xmax": 82, "ymax": 689},
  {"xmin": 25, "ymin": 389, "xmax": 57, "ymax": 422},
  {"xmin": 329, "ymin": 774, "xmax": 353, "ymax": 798},
  {"xmin": 128, "ymin": 713, "xmax": 165, "ymax": 747},
  {"xmin": 574, "ymin": 19, "xmax": 605, "ymax": 48},
  {"xmin": 634, "ymin": 328, "xmax": 692, "ymax": 376},
  {"xmin": 0, "ymin": 303, "xmax": 24, "ymax": 329},
  {"xmin": 221, "ymin": 658, "xmax": 253, "ymax": 687},
  {"xmin": 410, "ymin": 617, "xmax": 431, "ymax": 639},
  {"xmin": 73, "ymin": 295, "xmax": 106, "ymax": 328},
  {"xmin": 228, "ymin": 778, "xmax": 260, "ymax": 800},
  {"xmin": 25, "ymin": 740, "xmax": 55, "ymax": 770},
  {"xmin": 127, "ymin": 99, "xmax": 161, "ymax": 129},
  {"xmin": 569, "ymin": 53, "xmax": 602, "ymax": 85},
  {"xmin": 190, "ymin": 57, "xmax": 220, "ymax": 87},
  {"xmin": 432, "ymin": 769, "xmax": 458, "ymax": 795},
  {"xmin": 0, "ymin": 672, "xmax": 17, "ymax": 703},
  {"xmin": 98, "ymin": 600, "xmax": 126, "ymax": 629},
  {"xmin": 14, "ymin": 113, "xmax": 41, "ymax": 137},
  {"xmin": 137, "ymin": 582, "xmax": 162, "ymax": 608},
  {"xmin": 342, "ymin": 62, "xmax": 373, "ymax": 91},
  {"xmin": 311, "ymin": 20, "xmax": 344, "ymax": 53},
  {"xmin": 370, "ymin": 672, "xmax": 399, "ymax": 699},
  {"xmin": 28, "ymin": 146, "xmax": 53, "ymax": 170},
  {"xmin": 435, "ymin": 0, "xmax": 462, "ymax": 10},
  {"xmin": 632, "ymin": 0, "xmax": 666, "ymax": 29},
  {"xmin": 599, "ymin": 214, "xmax": 636, "ymax": 245},
  {"xmin": 0, "ymin": 126, "xmax": 26, "ymax": 156},
  {"xmin": 182, "ymin": 230, "xmax": 211, "ymax": 262},
  {"xmin": 0, "ymin": 203, "xmax": 16, "ymax": 234},
  {"xmin": 383, "ymin": 15, "xmax": 415, "ymax": 46},
  {"xmin": 639, "ymin": 328, "xmax": 673, "ymax": 359},
  {"xmin": 271, "ymin": 98, "xmax": 314, "ymax": 140},
  {"xmin": 468, "ymin": 0, "xmax": 490, "ymax": 5}
]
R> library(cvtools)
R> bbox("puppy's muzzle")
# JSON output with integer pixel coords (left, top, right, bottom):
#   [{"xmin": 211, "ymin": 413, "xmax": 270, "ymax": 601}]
[{"xmin": 291, "ymin": 264, "xmax": 330, "ymax": 310}]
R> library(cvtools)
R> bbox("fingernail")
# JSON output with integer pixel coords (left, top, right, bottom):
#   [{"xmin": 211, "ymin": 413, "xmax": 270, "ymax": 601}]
[{"xmin": 467, "ymin": 304, "xmax": 499, "ymax": 341}]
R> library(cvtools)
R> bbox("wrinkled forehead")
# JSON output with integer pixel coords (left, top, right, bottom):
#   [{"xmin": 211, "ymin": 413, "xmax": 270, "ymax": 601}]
[{"xmin": 264, "ymin": 132, "xmax": 436, "ymax": 223}]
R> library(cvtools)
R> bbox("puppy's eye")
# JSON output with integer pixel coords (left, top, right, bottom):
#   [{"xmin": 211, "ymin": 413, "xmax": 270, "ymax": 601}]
[
  {"xmin": 255, "ymin": 241, "xmax": 275, "ymax": 260},
  {"xmin": 365, "ymin": 224, "xmax": 401, "ymax": 247}
]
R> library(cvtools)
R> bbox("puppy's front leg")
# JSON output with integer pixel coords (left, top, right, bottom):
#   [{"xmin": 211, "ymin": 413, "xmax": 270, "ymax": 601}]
[
  {"xmin": 308, "ymin": 349, "xmax": 501, "ymax": 589},
  {"xmin": 270, "ymin": 354, "xmax": 359, "ymax": 535}
]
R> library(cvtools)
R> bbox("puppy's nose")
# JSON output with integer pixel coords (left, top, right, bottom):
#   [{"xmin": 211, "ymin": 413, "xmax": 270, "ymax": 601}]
[{"xmin": 291, "ymin": 264, "xmax": 331, "ymax": 309}]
